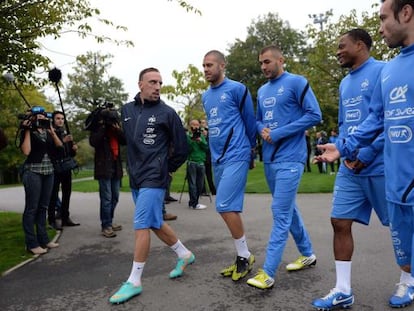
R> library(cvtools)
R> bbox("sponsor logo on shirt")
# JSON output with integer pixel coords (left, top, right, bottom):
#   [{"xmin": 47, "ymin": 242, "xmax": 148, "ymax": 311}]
[
  {"xmin": 389, "ymin": 85, "xmax": 408, "ymax": 104},
  {"xmin": 388, "ymin": 125, "xmax": 412, "ymax": 143},
  {"xmin": 343, "ymin": 95, "xmax": 362, "ymax": 107},
  {"xmin": 345, "ymin": 109, "xmax": 361, "ymax": 123},
  {"xmin": 264, "ymin": 110, "xmax": 273, "ymax": 121},
  {"xmin": 263, "ymin": 97, "xmax": 276, "ymax": 108}
]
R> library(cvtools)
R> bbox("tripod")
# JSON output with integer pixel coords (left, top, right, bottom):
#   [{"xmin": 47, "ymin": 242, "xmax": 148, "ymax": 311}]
[{"xmin": 179, "ymin": 170, "xmax": 212, "ymax": 204}]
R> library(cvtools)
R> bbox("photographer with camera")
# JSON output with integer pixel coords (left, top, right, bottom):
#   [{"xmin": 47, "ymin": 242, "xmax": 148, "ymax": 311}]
[
  {"xmin": 186, "ymin": 119, "xmax": 208, "ymax": 210},
  {"xmin": 48, "ymin": 111, "xmax": 79, "ymax": 230},
  {"xmin": 19, "ymin": 106, "xmax": 62, "ymax": 255},
  {"xmin": 89, "ymin": 103, "xmax": 126, "ymax": 238}
]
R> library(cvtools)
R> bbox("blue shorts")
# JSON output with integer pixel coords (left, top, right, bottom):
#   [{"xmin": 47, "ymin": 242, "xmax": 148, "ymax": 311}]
[
  {"xmin": 214, "ymin": 161, "xmax": 248, "ymax": 213},
  {"xmin": 388, "ymin": 202, "xmax": 414, "ymax": 268},
  {"xmin": 131, "ymin": 188, "xmax": 165, "ymax": 230},
  {"xmin": 331, "ymin": 173, "xmax": 388, "ymax": 226}
]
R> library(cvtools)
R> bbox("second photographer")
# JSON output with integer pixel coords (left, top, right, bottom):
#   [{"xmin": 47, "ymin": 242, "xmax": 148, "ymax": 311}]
[
  {"xmin": 186, "ymin": 119, "xmax": 209, "ymax": 210},
  {"xmin": 48, "ymin": 111, "xmax": 79, "ymax": 229},
  {"xmin": 89, "ymin": 103, "xmax": 126, "ymax": 238}
]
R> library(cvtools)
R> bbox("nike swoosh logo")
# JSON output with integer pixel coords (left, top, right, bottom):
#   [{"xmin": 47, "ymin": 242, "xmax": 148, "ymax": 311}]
[
  {"xmin": 124, "ymin": 117, "xmax": 132, "ymax": 121},
  {"xmin": 382, "ymin": 75, "xmax": 390, "ymax": 83},
  {"xmin": 332, "ymin": 296, "xmax": 352, "ymax": 305}
]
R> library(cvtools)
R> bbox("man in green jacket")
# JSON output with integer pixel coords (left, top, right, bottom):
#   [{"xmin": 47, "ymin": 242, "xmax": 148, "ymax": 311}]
[{"xmin": 187, "ymin": 119, "xmax": 209, "ymax": 210}]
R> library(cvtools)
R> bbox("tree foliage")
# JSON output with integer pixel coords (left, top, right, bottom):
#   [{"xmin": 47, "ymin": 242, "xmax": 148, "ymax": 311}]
[
  {"xmin": 226, "ymin": 12, "xmax": 307, "ymax": 101},
  {"xmin": 0, "ymin": 80, "xmax": 52, "ymax": 182},
  {"xmin": 0, "ymin": 0, "xmax": 133, "ymax": 84},
  {"xmin": 302, "ymin": 4, "xmax": 397, "ymax": 132},
  {"xmin": 63, "ymin": 51, "xmax": 128, "ymax": 143},
  {"xmin": 162, "ymin": 64, "xmax": 209, "ymax": 125}
]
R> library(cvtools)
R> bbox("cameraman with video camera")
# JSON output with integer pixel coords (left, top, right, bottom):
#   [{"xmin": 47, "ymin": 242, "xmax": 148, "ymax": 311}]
[
  {"xmin": 186, "ymin": 119, "xmax": 208, "ymax": 210},
  {"xmin": 89, "ymin": 103, "xmax": 126, "ymax": 238},
  {"xmin": 19, "ymin": 106, "xmax": 63, "ymax": 255}
]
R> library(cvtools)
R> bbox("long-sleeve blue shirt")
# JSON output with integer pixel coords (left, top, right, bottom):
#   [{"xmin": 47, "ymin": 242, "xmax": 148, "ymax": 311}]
[
  {"xmin": 256, "ymin": 71, "xmax": 322, "ymax": 164},
  {"xmin": 202, "ymin": 78, "xmax": 256, "ymax": 165},
  {"xmin": 337, "ymin": 44, "xmax": 414, "ymax": 204},
  {"xmin": 338, "ymin": 57, "xmax": 385, "ymax": 176}
]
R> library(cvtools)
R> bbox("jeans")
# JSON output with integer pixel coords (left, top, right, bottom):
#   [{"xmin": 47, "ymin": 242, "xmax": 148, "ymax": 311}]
[
  {"xmin": 98, "ymin": 178, "xmax": 120, "ymax": 229},
  {"xmin": 22, "ymin": 170, "xmax": 54, "ymax": 249},
  {"xmin": 187, "ymin": 161, "xmax": 205, "ymax": 208}
]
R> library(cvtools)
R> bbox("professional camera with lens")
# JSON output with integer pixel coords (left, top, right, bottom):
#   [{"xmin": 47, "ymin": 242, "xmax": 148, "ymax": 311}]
[
  {"xmin": 18, "ymin": 106, "xmax": 52, "ymax": 129},
  {"xmin": 191, "ymin": 127, "xmax": 202, "ymax": 140},
  {"xmin": 84, "ymin": 101, "xmax": 120, "ymax": 131}
]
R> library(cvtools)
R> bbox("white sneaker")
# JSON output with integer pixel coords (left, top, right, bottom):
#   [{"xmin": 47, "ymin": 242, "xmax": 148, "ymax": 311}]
[{"xmin": 194, "ymin": 204, "xmax": 207, "ymax": 210}]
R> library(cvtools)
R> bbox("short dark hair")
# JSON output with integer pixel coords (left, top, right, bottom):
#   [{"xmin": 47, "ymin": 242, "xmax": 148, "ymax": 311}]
[
  {"xmin": 382, "ymin": 0, "xmax": 414, "ymax": 20},
  {"xmin": 259, "ymin": 45, "xmax": 283, "ymax": 56},
  {"xmin": 204, "ymin": 50, "xmax": 226, "ymax": 63},
  {"xmin": 343, "ymin": 28, "xmax": 373, "ymax": 50},
  {"xmin": 139, "ymin": 67, "xmax": 159, "ymax": 81},
  {"xmin": 53, "ymin": 111, "xmax": 64, "ymax": 118}
]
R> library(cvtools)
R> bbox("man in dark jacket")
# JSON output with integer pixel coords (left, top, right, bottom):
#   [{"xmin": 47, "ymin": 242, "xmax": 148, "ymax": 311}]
[
  {"xmin": 89, "ymin": 107, "xmax": 126, "ymax": 238},
  {"xmin": 109, "ymin": 67, "xmax": 193, "ymax": 304}
]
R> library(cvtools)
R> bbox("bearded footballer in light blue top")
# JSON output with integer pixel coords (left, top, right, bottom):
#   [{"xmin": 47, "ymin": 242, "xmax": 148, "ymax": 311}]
[
  {"xmin": 312, "ymin": 28, "xmax": 388, "ymax": 311},
  {"xmin": 247, "ymin": 45, "xmax": 322, "ymax": 290},
  {"xmin": 202, "ymin": 50, "xmax": 257, "ymax": 282}
]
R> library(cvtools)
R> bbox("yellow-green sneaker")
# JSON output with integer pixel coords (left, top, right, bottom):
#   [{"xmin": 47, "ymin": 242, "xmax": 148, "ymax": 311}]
[
  {"xmin": 220, "ymin": 262, "xmax": 236, "ymax": 277},
  {"xmin": 231, "ymin": 254, "xmax": 255, "ymax": 281},
  {"xmin": 286, "ymin": 254, "xmax": 316, "ymax": 271},
  {"xmin": 247, "ymin": 269, "xmax": 275, "ymax": 289}
]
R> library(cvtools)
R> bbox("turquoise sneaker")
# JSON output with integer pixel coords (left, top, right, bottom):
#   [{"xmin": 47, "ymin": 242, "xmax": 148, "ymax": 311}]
[
  {"xmin": 169, "ymin": 252, "xmax": 195, "ymax": 278},
  {"xmin": 109, "ymin": 282, "xmax": 142, "ymax": 304}
]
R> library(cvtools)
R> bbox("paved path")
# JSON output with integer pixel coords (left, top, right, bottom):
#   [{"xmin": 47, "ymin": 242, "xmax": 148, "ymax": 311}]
[{"xmin": 0, "ymin": 187, "xmax": 411, "ymax": 311}]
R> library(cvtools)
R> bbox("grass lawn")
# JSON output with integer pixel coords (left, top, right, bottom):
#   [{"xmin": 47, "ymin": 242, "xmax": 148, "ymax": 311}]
[
  {"xmin": 72, "ymin": 161, "xmax": 336, "ymax": 194},
  {"xmin": 0, "ymin": 211, "xmax": 56, "ymax": 275}
]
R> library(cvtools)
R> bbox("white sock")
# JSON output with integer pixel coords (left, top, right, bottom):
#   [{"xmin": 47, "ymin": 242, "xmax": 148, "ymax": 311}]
[
  {"xmin": 127, "ymin": 261, "xmax": 145, "ymax": 286},
  {"xmin": 400, "ymin": 270, "xmax": 414, "ymax": 286},
  {"xmin": 234, "ymin": 235, "xmax": 250, "ymax": 259},
  {"xmin": 335, "ymin": 260, "xmax": 352, "ymax": 294},
  {"xmin": 170, "ymin": 240, "xmax": 191, "ymax": 258}
]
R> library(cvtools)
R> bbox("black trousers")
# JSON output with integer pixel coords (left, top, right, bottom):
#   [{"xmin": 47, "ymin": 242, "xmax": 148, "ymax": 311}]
[{"xmin": 48, "ymin": 170, "xmax": 72, "ymax": 223}]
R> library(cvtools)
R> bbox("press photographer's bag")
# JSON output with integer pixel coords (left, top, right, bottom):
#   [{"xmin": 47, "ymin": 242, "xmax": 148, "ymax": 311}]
[{"xmin": 54, "ymin": 157, "xmax": 78, "ymax": 173}]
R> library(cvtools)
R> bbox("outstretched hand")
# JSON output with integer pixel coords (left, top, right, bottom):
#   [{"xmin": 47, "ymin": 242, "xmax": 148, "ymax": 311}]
[{"xmin": 313, "ymin": 143, "xmax": 340, "ymax": 163}]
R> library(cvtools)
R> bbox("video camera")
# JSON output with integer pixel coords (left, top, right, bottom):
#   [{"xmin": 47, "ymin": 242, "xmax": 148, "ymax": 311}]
[
  {"xmin": 191, "ymin": 127, "xmax": 202, "ymax": 140},
  {"xmin": 18, "ymin": 106, "xmax": 52, "ymax": 129},
  {"xmin": 84, "ymin": 101, "xmax": 120, "ymax": 131}
]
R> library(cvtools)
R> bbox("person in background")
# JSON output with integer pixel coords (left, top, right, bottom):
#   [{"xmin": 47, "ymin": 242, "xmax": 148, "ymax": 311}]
[
  {"xmin": 89, "ymin": 106, "xmax": 125, "ymax": 238},
  {"xmin": 202, "ymin": 50, "xmax": 256, "ymax": 282},
  {"xmin": 200, "ymin": 119, "xmax": 216, "ymax": 195},
  {"xmin": 312, "ymin": 28, "xmax": 388, "ymax": 311},
  {"xmin": 109, "ymin": 67, "xmax": 193, "ymax": 304},
  {"xmin": 19, "ymin": 108, "xmax": 61, "ymax": 254},
  {"xmin": 48, "ymin": 111, "xmax": 79, "ymax": 230},
  {"xmin": 328, "ymin": 129, "xmax": 340, "ymax": 174},
  {"xmin": 186, "ymin": 119, "xmax": 208, "ymax": 210},
  {"xmin": 247, "ymin": 45, "xmax": 321, "ymax": 289},
  {"xmin": 305, "ymin": 130, "xmax": 312, "ymax": 172}
]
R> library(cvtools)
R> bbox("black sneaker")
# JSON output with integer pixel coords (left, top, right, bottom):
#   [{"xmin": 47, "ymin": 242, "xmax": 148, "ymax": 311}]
[{"xmin": 232, "ymin": 254, "xmax": 255, "ymax": 281}]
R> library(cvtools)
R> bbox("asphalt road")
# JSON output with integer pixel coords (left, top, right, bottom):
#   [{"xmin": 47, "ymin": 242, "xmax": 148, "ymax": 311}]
[{"xmin": 0, "ymin": 187, "xmax": 411, "ymax": 311}]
